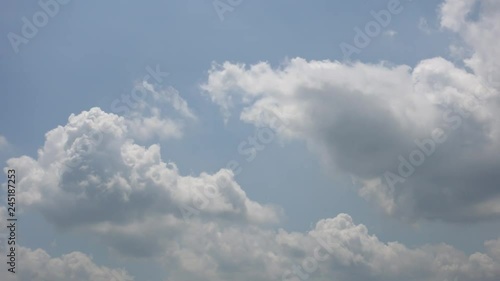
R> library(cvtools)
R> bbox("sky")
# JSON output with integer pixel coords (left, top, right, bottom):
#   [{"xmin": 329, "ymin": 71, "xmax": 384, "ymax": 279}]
[{"xmin": 1, "ymin": 0, "xmax": 500, "ymax": 280}]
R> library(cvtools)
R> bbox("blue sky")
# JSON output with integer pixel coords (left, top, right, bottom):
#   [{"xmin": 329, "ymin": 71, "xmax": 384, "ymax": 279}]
[{"xmin": 2, "ymin": 0, "xmax": 500, "ymax": 280}]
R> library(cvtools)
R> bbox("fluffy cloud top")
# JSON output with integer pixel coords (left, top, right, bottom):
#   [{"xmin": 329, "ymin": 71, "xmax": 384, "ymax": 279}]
[
  {"xmin": 5, "ymin": 106, "xmax": 500, "ymax": 281},
  {"xmin": 5, "ymin": 107, "xmax": 282, "ymax": 253},
  {"xmin": 200, "ymin": 0, "xmax": 500, "ymax": 223}
]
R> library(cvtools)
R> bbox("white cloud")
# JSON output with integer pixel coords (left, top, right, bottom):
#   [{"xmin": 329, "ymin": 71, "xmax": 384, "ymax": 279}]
[
  {"xmin": 5, "ymin": 107, "xmax": 282, "ymax": 254},
  {"xmin": 201, "ymin": 0, "xmax": 500, "ymax": 223},
  {"xmin": 143, "ymin": 213, "xmax": 500, "ymax": 281},
  {"xmin": 440, "ymin": 0, "xmax": 500, "ymax": 88},
  {"xmin": 201, "ymin": 54, "xmax": 500, "ymax": 222},
  {"xmin": 201, "ymin": 3, "xmax": 500, "ymax": 223}
]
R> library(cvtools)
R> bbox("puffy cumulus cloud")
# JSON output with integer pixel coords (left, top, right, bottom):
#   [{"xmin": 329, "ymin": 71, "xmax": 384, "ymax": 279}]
[
  {"xmin": 200, "ymin": 0, "xmax": 500, "ymax": 223},
  {"xmin": 85, "ymin": 207, "xmax": 500, "ymax": 281},
  {"xmin": 300, "ymin": 214, "xmax": 500, "ymax": 281},
  {"xmin": 0, "ymin": 207, "xmax": 134, "ymax": 281},
  {"xmin": 151, "ymin": 213, "xmax": 500, "ymax": 281},
  {"xmin": 201, "ymin": 54, "xmax": 500, "ymax": 222},
  {"xmin": 5, "ymin": 107, "xmax": 282, "ymax": 257}
]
